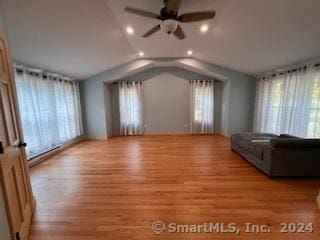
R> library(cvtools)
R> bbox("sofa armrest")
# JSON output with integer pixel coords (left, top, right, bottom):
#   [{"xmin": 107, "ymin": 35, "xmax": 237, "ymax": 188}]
[
  {"xmin": 262, "ymin": 144, "xmax": 320, "ymax": 176},
  {"xmin": 270, "ymin": 139, "xmax": 320, "ymax": 148},
  {"xmin": 279, "ymin": 134, "xmax": 301, "ymax": 139}
]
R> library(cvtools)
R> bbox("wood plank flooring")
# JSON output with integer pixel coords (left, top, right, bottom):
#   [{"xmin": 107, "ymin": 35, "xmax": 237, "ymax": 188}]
[{"xmin": 29, "ymin": 135, "xmax": 320, "ymax": 240}]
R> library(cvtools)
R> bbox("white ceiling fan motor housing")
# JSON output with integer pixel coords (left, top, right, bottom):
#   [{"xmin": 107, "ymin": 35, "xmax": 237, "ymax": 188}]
[{"xmin": 160, "ymin": 19, "xmax": 178, "ymax": 34}]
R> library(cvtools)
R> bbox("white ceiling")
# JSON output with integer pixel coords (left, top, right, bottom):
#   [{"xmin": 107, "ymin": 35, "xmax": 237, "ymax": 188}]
[
  {"xmin": 3, "ymin": 0, "xmax": 320, "ymax": 79},
  {"xmin": 2, "ymin": 0, "xmax": 136, "ymax": 79}
]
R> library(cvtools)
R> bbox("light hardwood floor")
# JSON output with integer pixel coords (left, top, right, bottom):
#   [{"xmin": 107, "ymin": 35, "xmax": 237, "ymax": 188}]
[{"xmin": 29, "ymin": 135, "xmax": 320, "ymax": 240}]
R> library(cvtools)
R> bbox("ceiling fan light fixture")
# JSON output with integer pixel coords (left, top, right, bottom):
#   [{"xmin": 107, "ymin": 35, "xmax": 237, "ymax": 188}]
[
  {"xmin": 160, "ymin": 19, "xmax": 178, "ymax": 34},
  {"xmin": 124, "ymin": 1, "xmax": 216, "ymax": 39}
]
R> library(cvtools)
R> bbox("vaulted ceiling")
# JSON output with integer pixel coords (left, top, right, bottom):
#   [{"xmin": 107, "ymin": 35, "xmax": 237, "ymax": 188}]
[{"xmin": 2, "ymin": 0, "xmax": 320, "ymax": 79}]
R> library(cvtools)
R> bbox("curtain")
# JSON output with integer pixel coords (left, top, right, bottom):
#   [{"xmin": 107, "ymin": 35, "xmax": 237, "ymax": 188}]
[
  {"xmin": 15, "ymin": 68, "xmax": 83, "ymax": 157},
  {"xmin": 254, "ymin": 65, "xmax": 320, "ymax": 138},
  {"xmin": 119, "ymin": 81, "xmax": 143, "ymax": 136},
  {"xmin": 190, "ymin": 80, "xmax": 214, "ymax": 134}
]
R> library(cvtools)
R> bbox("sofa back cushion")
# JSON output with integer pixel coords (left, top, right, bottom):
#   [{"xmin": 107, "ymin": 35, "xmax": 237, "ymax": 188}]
[
  {"xmin": 279, "ymin": 134, "xmax": 301, "ymax": 139},
  {"xmin": 270, "ymin": 139, "xmax": 320, "ymax": 148}
]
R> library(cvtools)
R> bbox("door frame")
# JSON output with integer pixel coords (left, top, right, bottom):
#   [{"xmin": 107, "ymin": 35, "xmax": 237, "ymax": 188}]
[{"xmin": 0, "ymin": 32, "xmax": 35, "ymax": 240}]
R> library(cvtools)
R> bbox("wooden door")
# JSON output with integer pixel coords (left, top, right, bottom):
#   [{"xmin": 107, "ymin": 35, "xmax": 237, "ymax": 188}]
[{"xmin": 0, "ymin": 34, "xmax": 34, "ymax": 240}]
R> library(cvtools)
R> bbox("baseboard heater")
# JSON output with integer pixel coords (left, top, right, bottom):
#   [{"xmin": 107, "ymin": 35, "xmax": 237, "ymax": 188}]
[{"xmin": 28, "ymin": 145, "xmax": 62, "ymax": 161}]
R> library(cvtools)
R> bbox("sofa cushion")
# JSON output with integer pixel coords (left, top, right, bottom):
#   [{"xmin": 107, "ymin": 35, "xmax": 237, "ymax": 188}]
[
  {"xmin": 279, "ymin": 134, "xmax": 301, "ymax": 139},
  {"xmin": 270, "ymin": 139, "xmax": 320, "ymax": 148},
  {"xmin": 249, "ymin": 143, "xmax": 270, "ymax": 159},
  {"xmin": 231, "ymin": 133, "xmax": 278, "ymax": 151}
]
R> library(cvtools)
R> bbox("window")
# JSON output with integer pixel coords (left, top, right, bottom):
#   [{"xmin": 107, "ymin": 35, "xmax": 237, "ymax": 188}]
[
  {"xmin": 254, "ymin": 66, "xmax": 320, "ymax": 138},
  {"xmin": 308, "ymin": 76, "xmax": 320, "ymax": 137},
  {"xmin": 15, "ymin": 68, "xmax": 82, "ymax": 158},
  {"xmin": 191, "ymin": 80, "xmax": 214, "ymax": 134},
  {"xmin": 119, "ymin": 81, "xmax": 143, "ymax": 136}
]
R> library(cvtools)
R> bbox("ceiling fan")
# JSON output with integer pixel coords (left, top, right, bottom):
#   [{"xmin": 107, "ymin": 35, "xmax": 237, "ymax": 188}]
[{"xmin": 124, "ymin": 0, "xmax": 216, "ymax": 40}]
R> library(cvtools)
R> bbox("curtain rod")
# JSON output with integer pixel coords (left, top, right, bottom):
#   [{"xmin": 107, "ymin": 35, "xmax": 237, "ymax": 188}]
[
  {"xmin": 14, "ymin": 64, "xmax": 75, "ymax": 82},
  {"xmin": 111, "ymin": 81, "xmax": 142, "ymax": 85},
  {"xmin": 15, "ymin": 69, "xmax": 73, "ymax": 82},
  {"xmin": 259, "ymin": 62, "xmax": 320, "ymax": 80},
  {"xmin": 111, "ymin": 79, "xmax": 217, "ymax": 85},
  {"xmin": 189, "ymin": 80, "xmax": 216, "ymax": 82}
]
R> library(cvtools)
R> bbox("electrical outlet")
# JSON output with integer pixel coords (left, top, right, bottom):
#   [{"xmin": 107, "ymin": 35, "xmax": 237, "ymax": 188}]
[
  {"xmin": 144, "ymin": 124, "xmax": 147, "ymax": 129},
  {"xmin": 184, "ymin": 124, "xmax": 188, "ymax": 128}
]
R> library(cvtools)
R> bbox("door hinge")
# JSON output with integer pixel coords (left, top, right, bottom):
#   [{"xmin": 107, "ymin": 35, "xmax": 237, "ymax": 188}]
[
  {"xmin": 15, "ymin": 232, "xmax": 21, "ymax": 240},
  {"xmin": 0, "ymin": 142, "xmax": 4, "ymax": 154}
]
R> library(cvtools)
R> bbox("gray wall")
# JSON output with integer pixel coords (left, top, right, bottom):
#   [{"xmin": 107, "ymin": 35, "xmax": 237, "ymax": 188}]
[
  {"xmin": 0, "ymin": 0, "xmax": 6, "ymax": 36},
  {"xmin": 79, "ymin": 78, "xmax": 107, "ymax": 139},
  {"xmin": 110, "ymin": 84, "xmax": 120, "ymax": 137},
  {"xmin": 106, "ymin": 67, "xmax": 223, "ymax": 135},
  {"xmin": 228, "ymin": 72, "xmax": 256, "ymax": 134},
  {"xmin": 104, "ymin": 84, "xmax": 113, "ymax": 138},
  {"xmin": 0, "ymin": 1, "xmax": 11, "ymax": 238},
  {"xmin": 80, "ymin": 59, "xmax": 256, "ymax": 139},
  {"xmin": 143, "ymin": 72, "xmax": 190, "ymax": 134},
  {"xmin": 221, "ymin": 81, "xmax": 230, "ymax": 136}
]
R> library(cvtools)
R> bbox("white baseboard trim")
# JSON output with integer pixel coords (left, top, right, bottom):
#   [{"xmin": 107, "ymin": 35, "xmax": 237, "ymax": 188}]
[{"xmin": 29, "ymin": 136, "xmax": 85, "ymax": 167}]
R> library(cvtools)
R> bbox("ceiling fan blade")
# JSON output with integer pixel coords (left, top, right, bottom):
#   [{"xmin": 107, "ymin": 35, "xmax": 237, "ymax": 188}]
[
  {"xmin": 166, "ymin": 0, "xmax": 182, "ymax": 15},
  {"xmin": 142, "ymin": 25, "xmax": 161, "ymax": 38},
  {"xmin": 125, "ymin": 6, "xmax": 161, "ymax": 20},
  {"xmin": 173, "ymin": 25, "xmax": 186, "ymax": 40},
  {"xmin": 178, "ymin": 11, "xmax": 216, "ymax": 22}
]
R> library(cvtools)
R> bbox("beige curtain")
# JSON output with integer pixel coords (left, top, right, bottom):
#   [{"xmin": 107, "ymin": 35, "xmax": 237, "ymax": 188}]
[
  {"xmin": 254, "ymin": 65, "xmax": 320, "ymax": 138},
  {"xmin": 119, "ymin": 81, "xmax": 144, "ymax": 136},
  {"xmin": 190, "ymin": 80, "xmax": 214, "ymax": 134},
  {"xmin": 15, "ymin": 67, "xmax": 82, "ymax": 157}
]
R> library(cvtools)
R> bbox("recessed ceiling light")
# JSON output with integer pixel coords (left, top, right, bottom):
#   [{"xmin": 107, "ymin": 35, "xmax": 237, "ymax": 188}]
[
  {"xmin": 200, "ymin": 24, "xmax": 209, "ymax": 33},
  {"xmin": 126, "ymin": 27, "xmax": 134, "ymax": 34},
  {"xmin": 139, "ymin": 51, "xmax": 144, "ymax": 57},
  {"xmin": 187, "ymin": 50, "xmax": 193, "ymax": 56}
]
